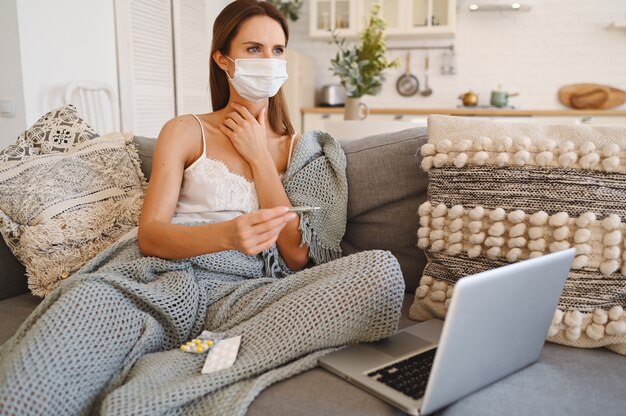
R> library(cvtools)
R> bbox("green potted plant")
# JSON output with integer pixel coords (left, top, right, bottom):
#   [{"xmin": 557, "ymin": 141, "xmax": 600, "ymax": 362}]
[
  {"xmin": 266, "ymin": 0, "xmax": 303, "ymax": 22},
  {"xmin": 329, "ymin": 2, "xmax": 399, "ymax": 120}
]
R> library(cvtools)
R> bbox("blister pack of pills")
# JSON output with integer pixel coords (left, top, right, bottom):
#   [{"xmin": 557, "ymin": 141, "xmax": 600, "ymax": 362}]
[{"xmin": 180, "ymin": 330, "xmax": 226, "ymax": 354}]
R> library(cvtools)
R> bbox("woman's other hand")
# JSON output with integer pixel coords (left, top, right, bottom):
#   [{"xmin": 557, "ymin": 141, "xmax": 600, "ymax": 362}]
[
  {"xmin": 219, "ymin": 102, "xmax": 271, "ymax": 166},
  {"xmin": 223, "ymin": 206, "xmax": 298, "ymax": 256}
]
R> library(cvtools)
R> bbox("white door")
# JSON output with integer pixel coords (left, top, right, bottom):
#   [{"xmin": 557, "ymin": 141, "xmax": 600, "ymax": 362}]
[
  {"xmin": 172, "ymin": 0, "xmax": 211, "ymax": 116},
  {"xmin": 115, "ymin": 0, "xmax": 176, "ymax": 138}
]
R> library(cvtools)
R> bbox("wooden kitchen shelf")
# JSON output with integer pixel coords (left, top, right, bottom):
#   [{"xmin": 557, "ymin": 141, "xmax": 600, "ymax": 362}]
[{"xmin": 302, "ymin": 107, "xmax": 626, "ymax": 117}]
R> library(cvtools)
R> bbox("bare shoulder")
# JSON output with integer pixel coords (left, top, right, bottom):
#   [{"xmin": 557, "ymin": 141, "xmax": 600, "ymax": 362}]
[
  {"xmin": 155, "ymin": 114, "xmax": 204, "ymax": 159},
  {"xmin": 158, "ymin": 114, "xmax": 202, "ymax": 144}
]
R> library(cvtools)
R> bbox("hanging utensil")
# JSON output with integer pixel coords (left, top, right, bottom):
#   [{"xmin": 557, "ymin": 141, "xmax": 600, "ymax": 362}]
[
  {"xmin": 420, "ymin": 53, "xmax": 433, "ymax": 97},
  {"xmin": 396, "ymin": 51, "xmax": 419, "ymax": 97}
]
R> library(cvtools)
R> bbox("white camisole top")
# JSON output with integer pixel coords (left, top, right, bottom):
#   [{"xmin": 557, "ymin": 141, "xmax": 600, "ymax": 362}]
[{"xmin": 172, "ymin": 114, "xmax": 296, "ymax": 224}]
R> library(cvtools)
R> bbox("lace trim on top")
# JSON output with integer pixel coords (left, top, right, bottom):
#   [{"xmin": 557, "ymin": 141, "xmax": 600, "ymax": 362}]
[
  {"xmin": 173, "ymin": 114, "xmax": 295, "ymax": 220},
  {"xmin": 184, "ymin": 156, "xmax": 259, "ymax": 213}
]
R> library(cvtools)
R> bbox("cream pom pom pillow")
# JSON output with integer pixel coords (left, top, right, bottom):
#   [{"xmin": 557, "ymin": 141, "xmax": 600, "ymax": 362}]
[{"xmin": 410, "ymin": 115, "xmax": 626, "ymax": 355}]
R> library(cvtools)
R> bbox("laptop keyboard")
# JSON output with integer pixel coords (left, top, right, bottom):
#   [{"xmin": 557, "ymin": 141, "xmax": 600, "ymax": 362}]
[{"xmin": 366, "ymin": 348, "xmax": 437, "ymax": 400}]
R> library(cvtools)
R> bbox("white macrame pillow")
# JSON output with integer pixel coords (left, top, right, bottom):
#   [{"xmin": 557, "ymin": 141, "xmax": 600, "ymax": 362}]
[
  {"xmin": 0, "ymin": 104, "xmax": 99, "ymax": 163},
  {"xmin": 0, "ymin": 132, "xmax": 146, "ymax": 296},
  {"xmin": 410, "ymin": 115, "xmax": 626, "ymax": 355}
]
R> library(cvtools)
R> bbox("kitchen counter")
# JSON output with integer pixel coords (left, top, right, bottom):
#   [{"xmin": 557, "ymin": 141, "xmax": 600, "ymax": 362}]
[
  {"xmin": 302, "ymin": 107, "xmax": 626, "ymax": 117},
  {"xmin": 301, "ymin": 107, "xmax": 626, "ymax": 133}
]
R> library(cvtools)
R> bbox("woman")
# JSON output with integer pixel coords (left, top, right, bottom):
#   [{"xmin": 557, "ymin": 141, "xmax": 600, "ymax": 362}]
[
  {"xmin": 138, "ymin": 0, "xmax": 308, "ymax": 269},
  {"xmin": 0, "ymin": 1, "xmax": 404, "ymax": 415}
]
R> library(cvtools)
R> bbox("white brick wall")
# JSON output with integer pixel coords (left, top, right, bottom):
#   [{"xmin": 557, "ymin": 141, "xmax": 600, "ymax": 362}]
[{"xmin": 287, "ymin": 0, "xmax": 626, "ymax": 109}]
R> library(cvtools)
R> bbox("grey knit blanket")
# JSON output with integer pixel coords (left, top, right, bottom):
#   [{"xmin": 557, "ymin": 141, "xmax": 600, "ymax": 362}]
[{"xmin": 0, "ymin": 131, "xmax": 406, "ymax": 416}]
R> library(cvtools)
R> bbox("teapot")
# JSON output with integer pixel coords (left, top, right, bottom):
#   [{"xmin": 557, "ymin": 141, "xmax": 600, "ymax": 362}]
[
  {"xmin": 490, "ymin": 87, "xmax": 519, "ymax": 108},
  {"xmin": 458, "ymin": 91, "xmax": 478, "ymax": 107}
]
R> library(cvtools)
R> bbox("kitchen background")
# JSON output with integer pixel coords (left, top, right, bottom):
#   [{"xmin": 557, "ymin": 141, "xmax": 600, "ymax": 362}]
[
  {"xmin": 290, "ymin": 0, "xmax": 626, "ymax": 109},
  {"xmin": 1, "ymin": 0, "xmax": 625, "ymax": 145}
]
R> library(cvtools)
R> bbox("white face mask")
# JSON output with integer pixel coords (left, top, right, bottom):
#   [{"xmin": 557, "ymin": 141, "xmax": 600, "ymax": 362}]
[{"xmin": 225, "ymin": 56, "xmax": 289, "ymax": 103}]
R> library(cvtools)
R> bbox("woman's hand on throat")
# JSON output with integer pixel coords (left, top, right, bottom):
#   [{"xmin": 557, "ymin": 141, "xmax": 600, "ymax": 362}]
[{"xmin": 219, "ymin": 102, "xmax": 273, "ymax": 167}]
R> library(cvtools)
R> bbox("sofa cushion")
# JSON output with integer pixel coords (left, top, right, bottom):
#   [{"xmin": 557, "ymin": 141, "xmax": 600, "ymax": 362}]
[
  {"xmin": 439, "ymin": 343, "xmax": 626, "ymax": 416},
  {"xmin": 0, "ymin": 135, "xmax": 156, "ymax": 301},
  {"xmin": 0, "ymin": 293, "xmax": 41, "ymax": 344},
  {"xmin": 0, "ymin": 104, "xmax": 98, "ymax": 163},
  {"xmin": 247, "ymin": 342, "xmax": 626, "ymax": 416},
  {"xmin": 0, "ymin": 132, "xmax": 147, "ymax": 297},
  {"xmin": 341, "ymin": 127, "xmax": 429, "ymax": 292},
  {"xmin": 132, "ymin": 135, "xmax": 156, "ymax": 181},
  {"xmin": 411, "ymin": 115, "xmax": 626, "ymax": 354},
  {"xmin": 0, "ymin": 235, "xmax": 27, "ymax": 301}
]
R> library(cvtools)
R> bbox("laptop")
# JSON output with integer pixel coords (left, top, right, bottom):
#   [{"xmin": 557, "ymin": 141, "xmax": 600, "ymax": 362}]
[{"xmin": 319, "ymin": 248, "xmax": 575, "ymax": 415}]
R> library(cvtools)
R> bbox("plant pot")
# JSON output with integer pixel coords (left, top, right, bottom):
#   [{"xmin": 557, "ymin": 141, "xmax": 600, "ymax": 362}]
[{"xmin": 344, "ymin": 97, "xmax": 369, "ymax": 120}]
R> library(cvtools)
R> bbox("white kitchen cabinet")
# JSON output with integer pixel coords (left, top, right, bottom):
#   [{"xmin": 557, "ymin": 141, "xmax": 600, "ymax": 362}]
[
  {"xmin": 309, "ymin": 0, "xmax": 358, "ymax": 38},
  {"xmin": 489, "ymin": 116, "xmax": 626, "ymax": 126},
  {"xmin": 302, "ymin": 111, "xmax": 428, "ymax": 132},
  {"xmin": 574, "ymin": 116, "xmax": 626, "ymax": 126},
  {"xmin": 302, "ymin": 111, "xmax": 344, "ymax": 131},
  {"xmin": 303, "ymin": 110, "xmax": 626, "ymax": 133},
  {"xmin": 325, "ymin": 119, "xmax": 421, "ymax": 140},
  {"xmin": 359, "ymin": 0, "xmax": 403, "ymax": 35},
  {"xmin": 378, "ymin": 113, "xmax": 429, "ymax": 124},
  {"xmin": 309, "ymin": 0, "xmax": 456, "ymax": 39},
  {"xmin": 394, "ymin": 0, "xmax": 456, "ymax": 36}
]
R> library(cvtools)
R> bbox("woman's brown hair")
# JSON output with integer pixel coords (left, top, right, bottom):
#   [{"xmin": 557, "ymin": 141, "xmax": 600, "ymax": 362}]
[{"xmin": 210, "ymin": 0, "xmax": 295, "ymax": 136}]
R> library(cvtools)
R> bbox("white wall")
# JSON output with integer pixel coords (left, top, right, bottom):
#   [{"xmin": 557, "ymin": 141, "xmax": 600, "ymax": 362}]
[
  {"xmin": 288, "ymin": 0, "xmax": 626, "ymax": 109},
  {"xmin": 0, "ymin": 0, "xmax": 27, "ymax": 147},
  {"xmin": 16, "ymin": 0, "xmax": 119, "ymax": 129}
]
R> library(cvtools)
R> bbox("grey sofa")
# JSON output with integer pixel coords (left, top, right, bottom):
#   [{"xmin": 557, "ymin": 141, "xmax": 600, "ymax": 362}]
[{"xmin": 1, "ymin": 127, "xmax": 625, "ymax": 415}]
